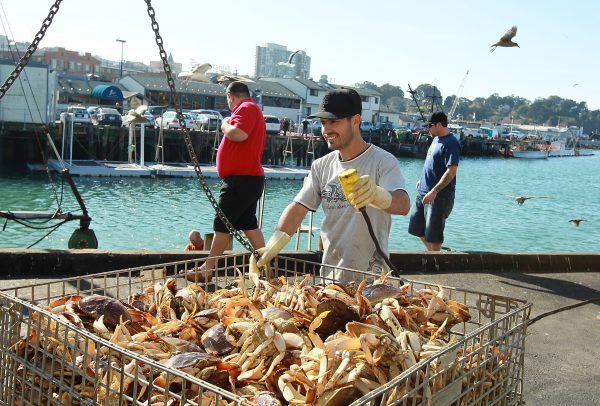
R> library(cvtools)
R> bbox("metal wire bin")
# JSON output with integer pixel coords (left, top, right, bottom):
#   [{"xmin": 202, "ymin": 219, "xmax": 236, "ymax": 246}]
[{"xmin": 0, "ymin": 253, "xmax": 531, "ymax": 405}]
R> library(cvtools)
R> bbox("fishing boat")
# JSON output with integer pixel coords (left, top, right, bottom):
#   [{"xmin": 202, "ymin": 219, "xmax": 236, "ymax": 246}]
[{"xmin": 511, "ymin": 143, "xmax": 549, "ymax": 159}]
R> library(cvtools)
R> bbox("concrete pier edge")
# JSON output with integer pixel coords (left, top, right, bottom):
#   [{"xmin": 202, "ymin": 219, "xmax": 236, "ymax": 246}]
[{"xmin": 0, "ymin": 249, "xmax": 598, "ymax": 278}]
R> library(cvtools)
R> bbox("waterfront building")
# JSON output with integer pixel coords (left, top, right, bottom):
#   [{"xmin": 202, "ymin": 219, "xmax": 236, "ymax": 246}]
[
  {"xmin": 378, "ymin": 106, "xmax": 403, "ymax": 126},
  {"xmin": 262, "ymin": 75, "xmax": 383, "ymax": 124},
  {"xmin": 95, "ymin": 57, "xmax": 151, "ymax": 82},
  {"xmin": 119, "ymin": 74, "xmax": 300, "ymax": 118},
  {"xmin": 254, "ymin": 43, "xmax": 311, "ymax": 80},
  {"xmin": 33, "ymin": 47, "xmax": 101, "ymax": 77},
  {"xmin": 149, "ymin": 54, "xmax": 182, "ymax": 75},
  {"xmin": 0, "ymin": 59, "xmax": 57, "ymax": 124},
  {"xmin": 261, "ymin": 77, "xmax": 328, "ymax": 122}
]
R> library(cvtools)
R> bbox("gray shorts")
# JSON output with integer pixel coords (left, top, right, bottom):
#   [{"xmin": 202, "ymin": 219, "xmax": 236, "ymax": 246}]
[{"xmin": 408, "ymin": 194, "xmax": 454, "ymax": 244}]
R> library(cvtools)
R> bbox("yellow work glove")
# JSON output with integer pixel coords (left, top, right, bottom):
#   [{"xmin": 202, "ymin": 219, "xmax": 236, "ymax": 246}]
[
  {"xmin": 249, "ymin": 230, "xmax": 291, "ymax": 285},
  {"xmin": 347, "ymin": 175, "xmax": 392, "ymax": 210}
]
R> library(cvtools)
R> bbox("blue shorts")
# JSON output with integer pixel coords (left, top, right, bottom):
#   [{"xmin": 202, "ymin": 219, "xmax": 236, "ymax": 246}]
[{"xmin": 408, "ymin": 194, "xmax": 454, "ymax": 244}]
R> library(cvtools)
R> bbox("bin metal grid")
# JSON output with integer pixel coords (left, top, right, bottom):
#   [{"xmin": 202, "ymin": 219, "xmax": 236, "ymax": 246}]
[{"xmin": 0, "ymin": 253, "xmax": 531, "ymax": 405}]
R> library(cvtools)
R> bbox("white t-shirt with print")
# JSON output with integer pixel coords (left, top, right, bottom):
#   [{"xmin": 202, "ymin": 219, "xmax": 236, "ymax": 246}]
[{"xmin": 294, "ymin": 144, "xmax": 406, "ymax": 282}]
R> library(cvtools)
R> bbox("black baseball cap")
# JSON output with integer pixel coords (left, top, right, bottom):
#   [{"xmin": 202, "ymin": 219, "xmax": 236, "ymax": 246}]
[{"xmin": 308, "ymin": 88, "xmax": 362, "ymax": 119}]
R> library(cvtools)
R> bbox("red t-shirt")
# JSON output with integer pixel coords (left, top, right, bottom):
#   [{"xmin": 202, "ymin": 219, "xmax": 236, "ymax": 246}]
[{"xmin": 216, "ymin": 98, "xmax": 266, "ymax": 178}]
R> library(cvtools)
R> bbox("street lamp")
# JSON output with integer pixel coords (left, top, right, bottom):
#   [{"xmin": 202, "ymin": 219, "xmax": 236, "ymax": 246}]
[{"xmin": 116, "ymin": 38, "xmax": 126, "ymax": 78}]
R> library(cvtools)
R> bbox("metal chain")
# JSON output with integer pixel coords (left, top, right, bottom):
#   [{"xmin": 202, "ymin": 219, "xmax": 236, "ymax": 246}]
[
  {"xmin": 0, "ymin": 0, "xmax": 64, "ymax": 210},
  {"xmin": 143, "ymin": 0, "xmax": 258, "ymax": 256},
  {"xmin": 0, "ymin": 0, "xmax": 62, "ymax": 100}
]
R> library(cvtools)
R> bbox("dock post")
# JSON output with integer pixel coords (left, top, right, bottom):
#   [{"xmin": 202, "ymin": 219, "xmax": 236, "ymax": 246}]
[{"xmin": 140, "ymin": 124, "xmax": 145, "ymax": 166}]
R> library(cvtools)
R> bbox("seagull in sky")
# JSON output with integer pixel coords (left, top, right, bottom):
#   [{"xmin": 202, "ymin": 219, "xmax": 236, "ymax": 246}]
[
  {"xmin": 490, "ymin": 26, "xmax": 520, "ymax": 52},
  {"xmin": 497, "ymin": 193, "xmax": 551, "ymax": 205},
  {"xmin": 278, "ymin": 50, "xmax": 301, "ymax": 68},
  {"xmin": 569, "ymin": 218, "xmax": 587, "ymax": 227},
  {"xmin": 178, "ymin": 63, "xmax": 212, "ymax": 83},
  {"xmin": 122, "ymin": 105, "xmax": 149, "ymax": 126},
  {"xmin": 572, "ymin": 83, "xmax": 580, "ymax": 87}
]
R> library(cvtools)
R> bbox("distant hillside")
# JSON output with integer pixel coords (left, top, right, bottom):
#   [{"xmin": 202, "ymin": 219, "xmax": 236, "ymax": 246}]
[{"xmin": 355, "ymin": 81, "xmax": 600, "ymax": 133}]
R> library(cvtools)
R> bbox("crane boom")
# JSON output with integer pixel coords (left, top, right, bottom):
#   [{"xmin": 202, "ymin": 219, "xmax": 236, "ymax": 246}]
[{"xmin": 449, "ymin": 70, "xmax": 469, "ymax": 121}]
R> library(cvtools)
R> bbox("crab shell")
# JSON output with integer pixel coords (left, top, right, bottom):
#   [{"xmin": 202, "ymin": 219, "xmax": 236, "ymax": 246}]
[
  {"xmin": 163, "ymin": 352, "xmax": 220, "ymax": 370},
  {"xmin": 314, "ymin": 299, "xmax": 359, "ymax": 339},
  {"xmin": 255, "ymin": 391, "xmax": 282, "ymax": 406},
  {"xmin": 201, "ymin": 323, "xmax": 234, "ymax": 356},
  {"xmin": 362, "ymin": 283, "xmax": 404, "ymax": 304},
  {"xmin": 76, "ymin": 295, "xmax": 131, "ymax": 326},
  {"xmin": 261, "ymin": 307, "xmax": 293, "ymax": 321}
]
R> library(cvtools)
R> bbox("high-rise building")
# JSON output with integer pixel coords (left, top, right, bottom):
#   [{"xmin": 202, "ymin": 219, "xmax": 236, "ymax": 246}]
[{"xmin": 254, "ymin": 43, "xmax": 310, "ymax": 80}]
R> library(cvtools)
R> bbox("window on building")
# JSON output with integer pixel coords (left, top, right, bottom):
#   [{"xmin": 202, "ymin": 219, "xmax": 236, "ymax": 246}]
[
  {"xmin": 306, "ymin": 107, "xmax": 311, "ymax": 115},
  {"xmin": 361, "ymin": 96, "xmax": 369, "ymax": 102},
  {"xmin": 85, "ymin": 64, "xmax": 90, "ymax": 72},
  {"xmin": 374, "ymin": 97, "xmax": 378, "ymax": 104},
  {"xmin": 309, "ymin": 89, "xmax": 318, "ymax": 96},
  {"xmin": 69, "ymin": 61, "xmax": 75, "ymax": 70}
]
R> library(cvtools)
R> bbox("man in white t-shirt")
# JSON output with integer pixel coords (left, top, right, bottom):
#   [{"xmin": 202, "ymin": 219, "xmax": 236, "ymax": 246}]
[{"xmin": 251, "ymin": 88, "xmax": 410, "ymax": 281}]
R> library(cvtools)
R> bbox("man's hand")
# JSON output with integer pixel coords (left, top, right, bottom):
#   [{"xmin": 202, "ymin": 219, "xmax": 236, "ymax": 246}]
[
  {"xmin": 347, "ymin": 175, "xmax": 392, "ymax": 210},
  {"xmin": 249, "ymin": 230, "xmax": 291, "ymax": 276},
  {"xmin": 422, "ymin": 189, "xmax": 438, "ymax": 205}
]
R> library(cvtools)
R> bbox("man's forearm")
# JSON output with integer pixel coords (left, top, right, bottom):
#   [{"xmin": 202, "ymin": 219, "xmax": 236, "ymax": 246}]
[
  {"xmin": 221, "ymin": 122, "xmax": 248, "ymax": 142},
  {"xmin": 385, "ymin": 190, "xmax": 410, "ymax": 215},
  {"xmin": 277, "ymin": 202, "xmax": 308, "ymax": 236},
  {"xmin": 432, "ymin": 166, "xmax": 457, "ymax": 193}
]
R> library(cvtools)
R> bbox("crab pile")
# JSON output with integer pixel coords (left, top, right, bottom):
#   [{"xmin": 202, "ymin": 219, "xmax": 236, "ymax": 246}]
[{"xmin": 13, "ymin": 271, "xmax": 475, "ymax": 405}]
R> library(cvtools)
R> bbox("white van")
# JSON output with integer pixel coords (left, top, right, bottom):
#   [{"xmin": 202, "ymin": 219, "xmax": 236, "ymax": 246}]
[{"xmin": 264, "ymin": 115, "xmax": 281, "ymax": 134}]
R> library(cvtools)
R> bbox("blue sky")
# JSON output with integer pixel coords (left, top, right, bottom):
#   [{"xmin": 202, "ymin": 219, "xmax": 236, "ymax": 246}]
[{"xmin": 3, "ymin": 0, "xmax": 600, "ymax": 108}]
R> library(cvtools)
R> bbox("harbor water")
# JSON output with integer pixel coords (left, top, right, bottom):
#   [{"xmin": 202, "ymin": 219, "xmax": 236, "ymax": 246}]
[{"xmin": 0, "ymin": 154, "xmax": 598, "ymax": 252}]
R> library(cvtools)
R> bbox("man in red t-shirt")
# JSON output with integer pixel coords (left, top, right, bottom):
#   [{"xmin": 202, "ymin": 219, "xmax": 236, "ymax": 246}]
[{"xmin": 196, "ymin": 81, "xmax": 266, "ymax": 281}]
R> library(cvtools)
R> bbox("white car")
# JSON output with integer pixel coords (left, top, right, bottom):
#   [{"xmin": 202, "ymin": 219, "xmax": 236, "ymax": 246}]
[
  {"xmin": 155, "ymin": 111, "xmax": 183, "ymax": 129},
  {"xmin": 191, "ymin": 109, "xmax": 223, "ymax": 120},
  {"xmin": 60, "ymin": 106, "xmax": 91, "ymax": 124},
  {"xmin": 264, "ymin": 115, "xmax": 280, "ymax": 134},
  {"xmin": 193, "ymin": 113, "xmax": 220, "ymax": 131}
]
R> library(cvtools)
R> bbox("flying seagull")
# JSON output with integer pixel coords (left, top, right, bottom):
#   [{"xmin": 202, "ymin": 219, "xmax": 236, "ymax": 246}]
[
  {"xmin": 490, "ymin": 26, "xmax": 519, "ymax": 52},
  {"xmin": 569, "ymin": 218, "xmax": 587, "ymax": 227},
  {"xmin": 178, "ymin": 63, "xmax": 212, "ymax": 83},
  {"xmin": 497, "ymin": 193, "xmax": 551, "ymax": 205},
  {"xmin": 122, "ymin": 105, "xmax": 149, "ymax": 126},
  {"xmin": 572, "ymin": 83, "xmax": 580, "ymax": 87},
  {"xmin": 278, "ymin": 50, "xmax": 301, "ymax": 68}
]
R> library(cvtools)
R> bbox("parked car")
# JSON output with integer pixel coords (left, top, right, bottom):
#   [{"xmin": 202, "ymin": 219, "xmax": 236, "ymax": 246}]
[
  {"xmin": 121, "ymin": 110, "xmax": 156, "ymax": 127},
  {"xmin": 148, "ymin": 105, "xmax": 169, "ymax": 118},
  {"xmin": 264, "ymin": 115, "xmax": 281, "ymax": 134},
  {"xmin": 155, "ymin": 111, "xmax": 181, "ymax": 129},
  {"xmin": 93, "ymin": 107, "xmax": 122, "ymax": 126},
  {"xmin": 374, "ymin": 121, "xmax": 395, "ymax": 133},
  {"xmin": 360, "ymin": 121, "xmax": 375, "ymax": 133},
  {"xmin": 217, "ymin": 109, "xmax": 231, "ymax": 118},
  {"xmin": 86, "ymin": 106, "xmax": 100, "ymax": 121},
  {"xmin": 193, "ymin": 113, "xmax": 220, "ymax": 131},
  {"xmin": 60, "ymin": 106, "xmax": 91, "ymax": 124},
  {"xmin": 191, "ymin": 109, "xmax": 223, "ymax": 120},
  {"xmin": 143, "ymin": 111, "xmax": 156, "ymax": 127}
]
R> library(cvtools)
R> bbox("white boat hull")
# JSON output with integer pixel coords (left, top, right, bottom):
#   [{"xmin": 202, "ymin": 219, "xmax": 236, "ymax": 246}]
[
  {"xmin": 511, "ymin": 150, "xmax": 549, "ymax": 159},
  {"xmin": 548, "ymin": 149, "xmax": 575, "ymax": 157}
]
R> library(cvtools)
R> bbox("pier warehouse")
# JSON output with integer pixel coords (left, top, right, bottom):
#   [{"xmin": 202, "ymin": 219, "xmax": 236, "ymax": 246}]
[
  {"xmin": 118, "ymin": 74, "xmax": 301, "ymax": 118},
  {"xmin": 0, "ymin": 59, "xmax": 57, "ymax": 124}
]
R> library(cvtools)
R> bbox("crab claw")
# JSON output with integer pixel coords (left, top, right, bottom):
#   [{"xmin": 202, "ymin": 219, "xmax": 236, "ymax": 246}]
[{"xmin": 249, "ymin": 254, "xmax": 262, "ymax": 288}]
